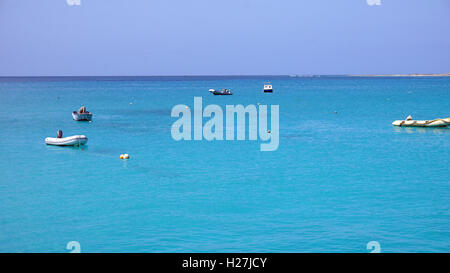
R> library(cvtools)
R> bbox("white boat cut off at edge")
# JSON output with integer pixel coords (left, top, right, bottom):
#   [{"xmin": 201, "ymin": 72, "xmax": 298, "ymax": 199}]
[
  {"xmin": 45, "ymin": 135, "xmax": 88, "ymax": 146},
  {"xmin": 392, "ymin": 118, "xmax": 450, "ymax": 127}
]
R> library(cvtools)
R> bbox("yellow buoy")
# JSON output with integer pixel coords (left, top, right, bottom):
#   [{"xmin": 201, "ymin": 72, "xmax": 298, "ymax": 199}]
[{"xmin": 120, "ymin": 154, "xmax": 124, "ymax": 159}]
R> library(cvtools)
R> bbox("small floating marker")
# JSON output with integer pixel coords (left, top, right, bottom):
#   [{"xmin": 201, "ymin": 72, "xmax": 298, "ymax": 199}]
[
  {"xmin": 185, "ymin": 106, "xmax": 189, "ymax": 109},
  {"xmin": 120, "ymin": 154, "xmax": 124, "ymax": 159},
  {"xmin": 334, "ymin": 111, "xmax": 338, "ymax": 114},
  {"xmin": 123, "ymin": 154, "xmax": 130, "ymax": 159},
  {"xmin": 267, "ymin": 130, "xmax": 271, "ymax": 134}
]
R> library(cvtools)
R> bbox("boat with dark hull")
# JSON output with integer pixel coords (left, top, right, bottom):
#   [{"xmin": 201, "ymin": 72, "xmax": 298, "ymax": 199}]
[
  {"xmin": 263, "ymin": 82, "xmax": 273, "ymax": 93},
  {"xmin": 209, "ymin": 89, "xmax": 233, "ymax": 95}
]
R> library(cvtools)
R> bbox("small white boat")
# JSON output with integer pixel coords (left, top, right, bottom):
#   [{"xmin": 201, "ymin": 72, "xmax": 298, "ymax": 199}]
[
  {"xmin": 392, "ymin": 117, "xmax": 450, "ymax": 127},
  {"xmin": 72, "ymin": 106, "xmax": 92, "ymax": 121},
  {"xmin": 45, "ymin": 135, "xmax": 88, "ymax": 146},
  {"xmin": 263, "ymin": 82, "xmax": 273, "ymax": 93},
  {"xmin": 72, "ymin": 111, "xmax": 92, "ymax": 121}
]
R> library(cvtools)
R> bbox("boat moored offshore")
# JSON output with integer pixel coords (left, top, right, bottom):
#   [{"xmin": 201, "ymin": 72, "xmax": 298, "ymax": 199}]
[
  {"xmin": 392, "ymin": 116, "xmax": 450, "ymax": 127},
  {"xmin": 263, "ymin": 82, "xmax": 273, "ymax": 93},
  {"xmin": 209, "ymin": 89, "xmax": 233, "ymax": 95},
  {"xmin": 45, "ymin": 135, "xmax": 88, "ymax": 146},
  {"xmin": 72, "ymin": 106, "xmax": 93, "ymax": 121}
]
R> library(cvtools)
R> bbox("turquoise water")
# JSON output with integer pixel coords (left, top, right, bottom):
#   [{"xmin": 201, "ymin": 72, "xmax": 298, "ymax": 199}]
[{"xmin": 0, "ymin": 76, "xmax": 449, "ymax": 253}]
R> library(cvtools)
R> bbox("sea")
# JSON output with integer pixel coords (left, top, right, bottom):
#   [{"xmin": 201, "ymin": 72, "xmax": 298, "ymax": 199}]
[{"xmin": 0, "ymin": 76, "xmax": 448, "ymax": 252}]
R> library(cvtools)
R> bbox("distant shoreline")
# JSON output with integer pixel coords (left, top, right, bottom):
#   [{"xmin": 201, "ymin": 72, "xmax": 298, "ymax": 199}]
[
  {"xmin": 349, "ymin": 73, "xmax": 450, "ymax": 77},
  {"xmin": 1, "ymin": 74, "xmax": 449, "ymax": 80}
]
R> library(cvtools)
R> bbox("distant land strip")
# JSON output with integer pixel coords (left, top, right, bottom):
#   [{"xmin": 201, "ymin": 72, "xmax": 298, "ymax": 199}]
[{"xmin": 349, "ymin": 73, "xmax": 450, "ymax": 77}]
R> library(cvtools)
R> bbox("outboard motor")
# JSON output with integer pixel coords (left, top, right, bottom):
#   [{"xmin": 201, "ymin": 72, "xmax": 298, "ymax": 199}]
[{"xmin": 57, "ymin": 130, "xmax": 63, "ymax": 138}]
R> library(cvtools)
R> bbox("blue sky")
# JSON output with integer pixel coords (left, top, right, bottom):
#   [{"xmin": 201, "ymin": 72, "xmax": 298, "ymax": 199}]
[{"xmin": 0, "ymin": 0, "xmax": 449, "ymax": 76}]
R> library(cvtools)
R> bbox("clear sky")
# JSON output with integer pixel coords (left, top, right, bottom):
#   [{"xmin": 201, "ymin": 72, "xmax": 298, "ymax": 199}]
[{"xmin": 0, "ymin": 0, "xmax": 449, "ymax": 76}]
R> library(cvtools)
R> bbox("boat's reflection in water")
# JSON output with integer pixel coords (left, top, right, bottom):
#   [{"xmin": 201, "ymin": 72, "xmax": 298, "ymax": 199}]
[{"xmin": 393, "ymin": 126, "xmax": 450, "ymax": 135}]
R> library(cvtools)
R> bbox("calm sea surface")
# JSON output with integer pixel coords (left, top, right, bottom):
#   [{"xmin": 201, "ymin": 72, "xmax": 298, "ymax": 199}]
[{"xmin": 0, "ymin": 76, "xmax": 448, "ymax": 252}]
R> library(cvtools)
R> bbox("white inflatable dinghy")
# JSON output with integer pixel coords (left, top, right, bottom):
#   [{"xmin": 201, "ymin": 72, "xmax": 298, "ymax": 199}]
[
  {"xmin": 392, "ymin": 117, "xmax": 450, "ymax": 127},
  {"xmin": 45, "ymin": 135, "xmax": 88, "ymax": 146}
]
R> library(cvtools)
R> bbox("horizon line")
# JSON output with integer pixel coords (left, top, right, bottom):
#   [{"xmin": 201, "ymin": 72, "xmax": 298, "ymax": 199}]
[{"xmin": 1, "ymin": 73, "xmax": 450, "ymax": 78}]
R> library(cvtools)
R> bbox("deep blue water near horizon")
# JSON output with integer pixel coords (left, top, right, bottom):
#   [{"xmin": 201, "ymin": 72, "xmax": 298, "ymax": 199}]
[{"xmin": 0, "ymin": 76, "xmax": 448, "ymax": 253}]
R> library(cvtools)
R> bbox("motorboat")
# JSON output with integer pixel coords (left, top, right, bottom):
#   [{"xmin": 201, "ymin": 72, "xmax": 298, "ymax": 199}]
[
  {"xmin": 263, "ymin": 82, "xmax": 273, "ymax": 93},
  {"xmin": 392, "ymin": 116, "xmax": 450, "ymax": 127},
  {"xmin": 45, "ymin": 135, "xmax": 88, "ymax": 146},
  {"xmin": 72, "ymin": 111, "xmax": 92, "ymax": 121},
  {"xmin": 72, "ymin": 106, "xmax": 93, "ymax": 121},
  {"xmin": 209, "ymin": 89, "xmax": 233, "ymax": 95}
]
